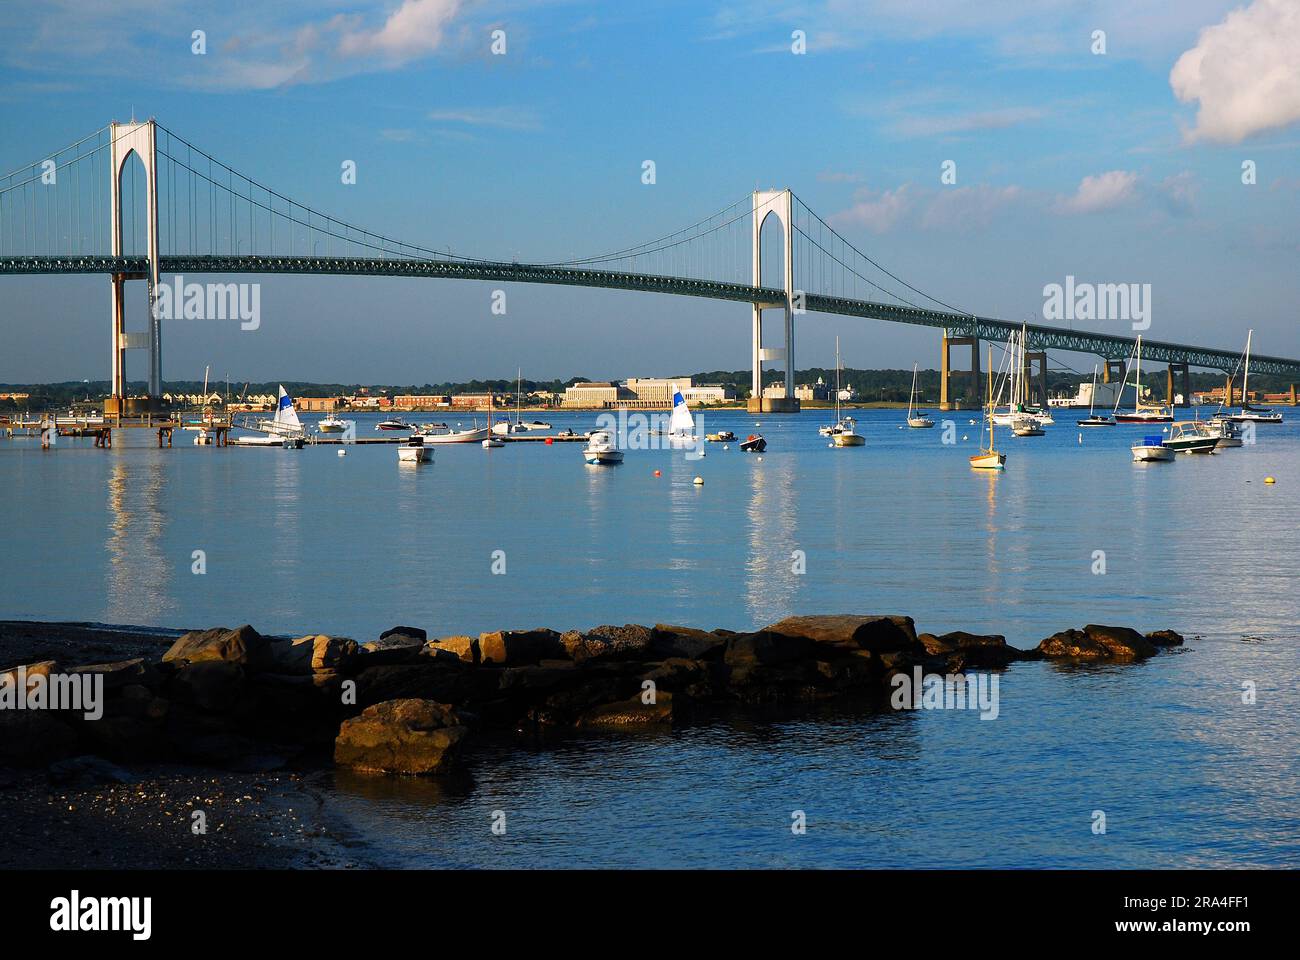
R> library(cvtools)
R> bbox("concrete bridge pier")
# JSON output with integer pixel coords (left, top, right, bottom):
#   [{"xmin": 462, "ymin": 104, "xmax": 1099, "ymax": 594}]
[
  {"xmin": 1023, "ymin": 350, "xmax": 1048, "ymax": 408},
  {"xmin": 1166, "ymin": 363, "xmax": 1190, "ymax": 406},
  {"xmin": 1102, "ymin": 359, "xmax": 1126, "ymax": 384},
  {"xmin": 1225, "ymin": 375, "xmax": 1235, "ymax": 408},
  {"xmin": 747, "ymin": 189, "xmax": 799, "ymax": 413},
  {"xmin": 939, "ymin": 332, "xmax": 980, "ymax": 410}
]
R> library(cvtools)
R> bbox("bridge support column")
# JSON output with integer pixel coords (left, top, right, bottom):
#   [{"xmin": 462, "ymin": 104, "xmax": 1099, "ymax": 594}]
[
  {"xmin": 747, "ymin": 189, "xmax": 798, "ymax": 413},
  {"xmin": 940, "ymin": 332, "xmax": 980, "ymax": 410},
  {"xmin": 1102, "ymin": 359, "xmax": 1126, "ymax": 384},
  {"xmin": 1225, "ymin": 375, "xmax": 1234, "ymax": 409},
  {"xmin": 107, "ymin": 119, "xmax": 162, "ymax": 408},
  {"xmin": 1023, "ymin": 350, "xmax": 1048, "ymax": 408},
  {"xmin": 1166, "ymin": 363, "xmax": 1190, "ymax": 406}
]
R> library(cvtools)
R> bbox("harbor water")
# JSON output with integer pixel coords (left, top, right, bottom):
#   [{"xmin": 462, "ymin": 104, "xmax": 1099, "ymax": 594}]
[{"xmin": 2, "ymin": 407, "xmax": 1297, "ymax": 867}]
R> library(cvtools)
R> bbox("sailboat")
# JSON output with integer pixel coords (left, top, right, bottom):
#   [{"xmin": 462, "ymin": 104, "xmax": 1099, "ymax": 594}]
[
  {"xmin": 1077, "ymin": 365, "xmax": 1115, "ymax": 426},
  {"xmin": 664, "ymin": 383, "xmax": 698, "ymax": 448},
  {"xmin": 993, "ymin": 326, "xmax": 1052, "ymax": 428},
  {"xmin": 1225, "ymin": 330, "xmax": 1284, "ymax": 423},
  {"xmin": 492, "ymin": 370, "xmax": 553, "ymax": 434},
  {"xmin": 1113, "ymin": 336, "xmax": 1173, "ymax": 423},
  {"xmin": 482, "ymin": 393, "xmax": 505, "ymax": 448},
  {"xmin": 238, "ymin": 386, "xmax": 307, "ymax": 445},
  {"xmin": 829, "ymin": 337, "xmax": 864, "ymax": 446},
  {"xmin": 906, "ymin": 364, "xmax": 935, "ymax": 428},
  {"xmin": 970, "ymin": 347, "xmax": 1006, "ymax": 469}
]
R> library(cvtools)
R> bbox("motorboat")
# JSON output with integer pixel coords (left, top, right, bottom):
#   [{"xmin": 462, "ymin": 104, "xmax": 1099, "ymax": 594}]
[
  {"xmin": 1011, "ymin": 415, "xmax": 1044, "ymax": 437},
  {"xmin": 970, "ymin": 349, "xmax": 1006, "ymax": 470},
  {"xmin": 376, "ymin": 417, "xmax": 413, "ymax": 431},
  {"xmin": 1204, "ymin": 417, "xmax": 1243, "ymax": 448},
  {"xmin": 706, "ymin": 431, "xmax": 736, "ymax": 443},
  {"xmin": 1164, "ymin": 421, "xmax": 1218, "ymax": 454},
  {"xmin": 397, "ymin": 436, "xmax": 432, "ymax": 463},
  {"xmin": 740, "ymin": 434, "xmax": 767, "ymax": 453},
  {"xmin": 582, "ymin": 430, "xmax": 624, "ymax": 464},
  {"xmin": 1132, "ymin": 436, "xmax": 1175, "ymax": 462},
  {"xmin": 906, "ymin": 363, "xmax": 935, "ymax": 428},
  {"xmin": 826, "ymin": 337, "xmax": 865, "ymax": 446},
  {"xmin": 318, "ymin": 413, "xmax": 347, "ymax": 433},
  {"xmin": 1077, "ymin": 365, "xmax": 1115, "ymax": 426},
  {"xmin": 418, "ymin": 424, "xmax": 490, "ymax": 444}
]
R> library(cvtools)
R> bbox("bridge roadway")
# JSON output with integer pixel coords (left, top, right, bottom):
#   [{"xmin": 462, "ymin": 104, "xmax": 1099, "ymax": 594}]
[{"xmin": 4, "ymin": 253, "xmax": 1298, "ymax": 377}]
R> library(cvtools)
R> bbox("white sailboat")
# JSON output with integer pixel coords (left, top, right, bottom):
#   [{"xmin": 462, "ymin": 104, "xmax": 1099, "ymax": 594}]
[
  {"xmin": 237, "ymin": 386, "xmax": 308, "ymax": 445},
  {"xmin": 828, "ymin": 337, "xmax": 864, "ymax": 446},
  {"xmin": 1113, "ymin": 336, "xmax": 1172, "ymax": 423},
  {"xmin": 482, "ymin": 393, "xmax": 505, "ymax": 448},
  {"xmin": 1225, "ymin": 330, "xmax": 1284, "ymax": 423},
  {"xmin": 906, "ymin": 363, "xmax": 934, "ymax": 428},
  {"xmin": 663, "ymin": 382, "xmax": 698, "ymax": 448}
]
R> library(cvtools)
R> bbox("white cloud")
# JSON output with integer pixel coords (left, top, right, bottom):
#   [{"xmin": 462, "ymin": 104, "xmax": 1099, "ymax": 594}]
[
  {"xmin": 1171, "ymin": 0, "xmax": 1300, "ymax": 143},
  {"xmin": 338, "ymin": 0, "xmax": 464, "ymax": 62},
  {"xmin": 427, "ymin": 107, "xmax": 542, "ymax": 131},
  {"xmin": 894, "ymin": 106, "xmax": 1047, "ymax": 138},
  {"xmin": 1055, "ymin": 170, "xmax": 1138, "ymax": 214},
  {"xmin": 827, "ymin": 185, "xmax": 913, "ymax": 233}
]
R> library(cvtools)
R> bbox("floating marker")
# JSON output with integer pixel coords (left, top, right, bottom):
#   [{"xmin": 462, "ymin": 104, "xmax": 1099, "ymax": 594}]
[
  {"xmin": 1265, "ymin": 476, "xmax": 1276, "ymax": 484},
  {"xmin": 545, "ymin": 437, "xmax": 553, "ymax": 445},
  {"xmin": 337, "ymin": 449, "xmax": 346, "ymax": 457},
  {"xmin": 1078, "ymin": 433, "xmax": 1082, "ymax": 445},
  {"xmin": 654, "ymin": 469, "xmax": 661, "ymax": 477},
  {"xmin": 722, "ymin": 445, "xmax": 729, "ymax": 450},
  {"xmin": 693, "ymin": 476, "xmax": 704, "ymax": 485}
]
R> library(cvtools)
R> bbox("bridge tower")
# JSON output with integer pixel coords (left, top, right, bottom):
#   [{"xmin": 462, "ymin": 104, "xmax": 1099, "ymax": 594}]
[
  {"xmin": 106, "ymin": 119, "xmax": 162, "ymax": 414},
  {"xmin": 748, "ymin": 189, "xmax": 799, "ymax": 413}
]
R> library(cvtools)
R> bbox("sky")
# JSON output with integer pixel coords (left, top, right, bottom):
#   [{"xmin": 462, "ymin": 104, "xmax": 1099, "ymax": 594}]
[{"xmin": 1, "ymin": 0, "xmax": 1298, "ymax": 385}]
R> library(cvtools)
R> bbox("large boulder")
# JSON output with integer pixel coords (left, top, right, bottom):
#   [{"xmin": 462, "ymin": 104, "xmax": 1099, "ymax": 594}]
[
  {"xmin": 334, "ymin": 699, "xmax": 468, "ymax": 775},
  {"xmin": 724, "ymin": 631, "xmax": 813, "ymax": 668},
  {"xmin": 919, "ymin": 631, "xmax": 1024, "ymax": 669},
  {"xmin": 764, "ymin": 615, "xmax": 919, "ymax": 655},
  {"xmin": 1146, "ymin": 629, "xmax": 1185, "ymax": 648},
  {"xmin": 562, "ymin": 624, "xmax": 654, "ymax": 662},
  {"xmin": 0, "ymin": 659, "xmax": 59, "ymax": 694},
  {"xmin": 162, "ymin": 625, "xmax": 267, "ymax": 667},
  {"xmin": 360, "ymin": 633, "xmax": 427, "ymax": 666},
  {"xmin": 168, "ymin": 661, "xmax": 246, "ymax": 712},
  {"xmin": 650, "ymin": 624, "xmax": 729, "ymax": 660},
  {"xmin": 1037, "ymin": 624, "xmax": 1158, "ymax": 662},
  {"xmin": 65, "ymin": 658, "xmax": 157, "ymax": 691},
  {"xmin": 380, "ymin": 625, "xmax": 427, "ymax": 643},
  {"xmin": 427, "ymin": 635, "xmax": 480, "ymax": 665},
  {"xmin": 478, "ymin": 629, "xmax": 565, "ymax": 666},
  {"xmin": 264, "ymin": 635, "xmax": 358, "ymax": 674}
]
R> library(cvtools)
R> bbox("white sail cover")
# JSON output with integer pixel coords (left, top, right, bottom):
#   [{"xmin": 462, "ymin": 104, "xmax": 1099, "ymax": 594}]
[
  {"xmin": 669, "ymin": 384, "xmax": 694, "ymax": 435},
  {"xmin": 273, "ymin": 386, "xmax": 302, "ymax": 431}
]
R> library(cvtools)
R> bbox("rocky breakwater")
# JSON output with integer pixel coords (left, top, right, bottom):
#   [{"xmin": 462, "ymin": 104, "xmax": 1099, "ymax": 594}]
[{"xmin": 0, "ymin": 617, "xmax": 1183, "ymax": 778}]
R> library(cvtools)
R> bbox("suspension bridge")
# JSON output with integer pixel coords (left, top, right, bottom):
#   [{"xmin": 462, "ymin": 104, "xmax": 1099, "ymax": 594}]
[{"xmin": 2, "ymin": 118, "xmax": 1297, "ymax": 416}]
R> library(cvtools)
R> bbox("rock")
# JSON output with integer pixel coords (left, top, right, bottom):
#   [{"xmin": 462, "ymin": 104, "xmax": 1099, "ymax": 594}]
[
  {"xmin": 567, "ymin": 624, "xmax": 654, "ymax": 662},
  {"xmin": 264, "ymin": 637, "xmax": 315, "ymax": 674},
  {"xmin": 478, "ymin": 629, "xmax": 565, "ymax": 666},
  {"xmin": 352, "ymin": 663, "xmax": 475, "ymax": 708},
  {"xmin": 650, "ymin": 624, "xmax": 729, "ymax": 660},
  {"xmin": 360, "ymin": 634, "xmax": 427, "ymax": 666},
  {"xmin": 1037, "ymin": 624, "xmax": 1158, "ymax": 662},
  {"xmin": 380, "ymin": 625, "xmax": 427, "ymax": 643},
  {"xmin": 168, "ymin": 661, "xmax": 246, "ymax": 712},
  {"xmin": 1146, "ymin": 629, "xmax": 1184, "ymax": 648},
  {"xmin": 0, "ymin": 710, "xmax": 79, "ymax": 765},
  {"xmin": 427, "ymin": 635, "xmax": 480, "ymax": 665},
  {"xmin": 764, "ymin": 615, "xmax": 918, "ymax": 654},
  {"xmin": 307, "ymin": 635, "xmax": 359, "ymax": 671},
  {"xmin": 162, "ymin": 625, "xmax": 267, "ymax": 666},
  {"xmin": 334, "ymin": 699, "xmax": 468, "ymax": 775},
  {"xmin": 47, "ymin": 755, "xmax": 134, "ymax": 787},
  {"xmin": 724, "ymin": 631, "xmax": 813, "ymax": 668},
  {"xmin": 577, "ymin": 691, "xmax": 673, "ymax": 729},
  {"xmin": 497, "ymin": 662, "xmax": 579, "ymax": 694},
  {"xmin": 0, "ymin": 659, "xmax": 59, "ymax": 695},
  {"xmin": 82, "ymin": 715, "xmax": 169, "ymax": 761},
  {"xmin": 918, "ymin": 631, "xmax": 1023, "ymax": 669},
  {"xmin": 66, "ymin": 658, "xmax": 155, "ymax": 691}
]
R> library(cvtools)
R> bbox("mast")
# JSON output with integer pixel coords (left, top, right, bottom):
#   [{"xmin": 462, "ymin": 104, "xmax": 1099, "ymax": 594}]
[
  {"xmin": 1135, "ymin": 336, "xmax": 1143, "ymax": 412},
  {"xmin": 1243, "ymin": 329, "xmax": 1253, "ymax": 407},
  {"xmin": 834, "ymin": 336, "xmax": 842, "ymax": 422},
  {"xmin": 516, "ymin": 368, "xmax": 522, "ymax": 426},
  {"xmin": 908, "ymin": 363, "xmax": 917, "ymax": 419},
  {"xmin": 987, "ymin": 345, "xmax": 995, "ymax": 450},
  {"xmin": 1089, "ymin": 364, "xmax": 1097, "ymax": 416}
]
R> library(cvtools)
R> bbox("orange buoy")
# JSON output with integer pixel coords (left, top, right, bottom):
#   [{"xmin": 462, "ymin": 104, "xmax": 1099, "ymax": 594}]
[
  {"xmin": 654, "ymin": 469, "xmax": 661, "ymax": 477},
  {"xmin": 544, "ymin": 437, "xmax": 553, "ymax": 445}
]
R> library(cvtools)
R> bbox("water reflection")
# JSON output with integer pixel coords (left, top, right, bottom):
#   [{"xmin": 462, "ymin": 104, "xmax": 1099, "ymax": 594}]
[
  {"xmin": 745, "ymin": 455, "xmax": 798, "ymax": 624},
  {"xmin": 104, "ymin": 448, "xmax": 171, "ymax": 625}
]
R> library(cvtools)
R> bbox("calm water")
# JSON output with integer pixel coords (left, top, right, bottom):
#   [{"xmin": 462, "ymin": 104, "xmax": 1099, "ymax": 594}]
[{"xmin": 3, "ymin": 407, "xmax": 1297, "ymax": 866}]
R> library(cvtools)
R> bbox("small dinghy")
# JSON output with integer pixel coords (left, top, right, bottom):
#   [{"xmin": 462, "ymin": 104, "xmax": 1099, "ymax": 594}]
[
  {"xmin": 740, "ymin": 434, "xmax": 766, "ymax": 453},
  {"xmin": 397, "ymin": 436, "xmax": 432, "ymax": 463}
]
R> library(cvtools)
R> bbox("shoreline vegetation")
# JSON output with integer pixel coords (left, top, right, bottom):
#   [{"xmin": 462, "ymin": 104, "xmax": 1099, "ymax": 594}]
[{"xmin": 1, "ymin": 616, "xmax": 1183, "ymax": 868}]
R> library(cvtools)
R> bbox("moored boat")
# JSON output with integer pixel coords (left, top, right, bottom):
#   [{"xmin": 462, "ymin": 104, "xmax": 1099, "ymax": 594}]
[
  {"xmin": 706, "ymin": 430, "xmax": 736, "ymax": 443},
  {"xmin": 397, "ymin": 436, "xmax": 432, "ymax": 462},
  {"xmin": 1132, "ymin": 436, "xmax": 1175, "ymax": 462},
  {"xmin": 1164, "ymin": 421, "xmax": 1218, "ymax": 454},
  {"xmin": 318, "ymin": 413, "xmax": 347, "ymax": 433},
  {"xmin": 582, "ymin": 430, "xmax": 624, "ymax": 464},
  {"xmin": 740, "ymin": 434, "xmax": 767, "ymax": 453},
  {"xmin": 970, "ymin": 348, "xmax": 1006, "ymax": 470}
]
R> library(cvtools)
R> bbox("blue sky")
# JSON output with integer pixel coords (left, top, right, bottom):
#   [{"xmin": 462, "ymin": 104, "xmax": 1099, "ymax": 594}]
[{"xmin": 1, "ymin": 0, "xmax": 1298, "ymax": 384}]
